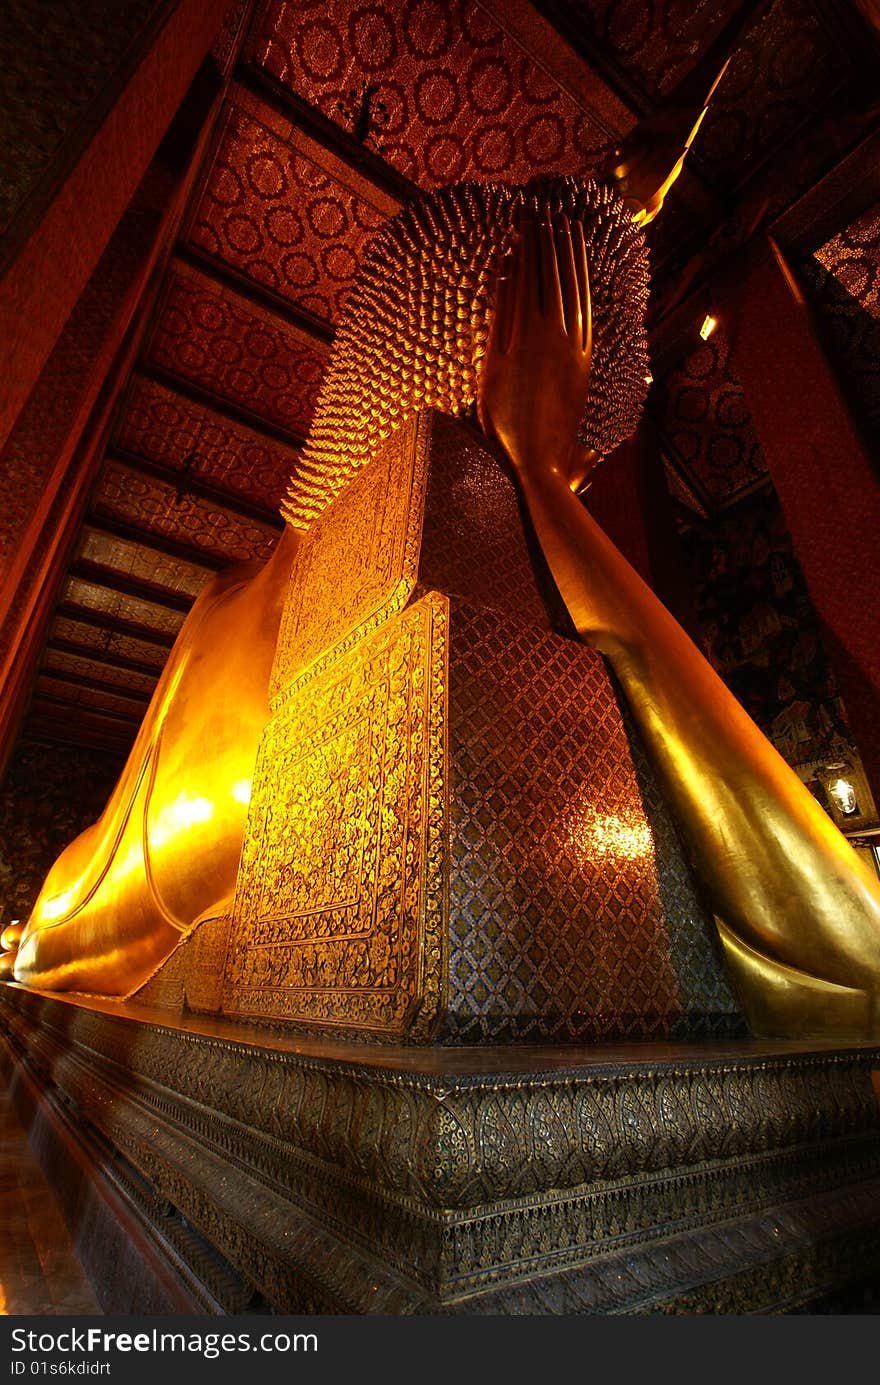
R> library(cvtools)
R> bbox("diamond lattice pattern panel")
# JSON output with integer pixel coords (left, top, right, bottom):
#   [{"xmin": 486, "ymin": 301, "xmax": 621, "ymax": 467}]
[{"xmin": 444, "ymin": 603, "xmax": 740, "ymax": 1041}]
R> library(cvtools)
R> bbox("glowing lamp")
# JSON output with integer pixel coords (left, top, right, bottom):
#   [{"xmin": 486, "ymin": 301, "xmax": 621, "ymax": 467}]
[
  {"xmin": 821, "ymin": 761, "xmax": 859, "ymax": 817},
  {"xmin": 699, "ymin": 313, "xmax": 717, "ymax": 340}
]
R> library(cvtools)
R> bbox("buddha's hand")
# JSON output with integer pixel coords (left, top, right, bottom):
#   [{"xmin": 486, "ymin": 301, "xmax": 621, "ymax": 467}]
[{"xmin": 478, "ymin": 206, "xmax": 597, "ymax": 492}]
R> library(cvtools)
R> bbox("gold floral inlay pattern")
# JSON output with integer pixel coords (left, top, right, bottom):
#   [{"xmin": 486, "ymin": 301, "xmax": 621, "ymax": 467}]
[
  {"xmin": 225, "ymin": 592, "xmax": 448, "ymax": 1040},
  {"xmin": 271, "ymin": 413, "xmax": 429, "ymax": 702}
]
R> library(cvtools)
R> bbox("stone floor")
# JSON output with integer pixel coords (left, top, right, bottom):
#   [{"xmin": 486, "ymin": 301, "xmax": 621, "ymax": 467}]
[{"xmin": 0, "ymin": 1079, "xmax": 102, "ymax": 1315}]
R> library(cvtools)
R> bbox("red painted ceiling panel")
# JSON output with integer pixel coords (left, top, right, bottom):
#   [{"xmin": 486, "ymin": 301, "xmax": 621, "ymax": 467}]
[
  {"xmin": 656, "ymin": 325, "xmax": 768, "ymax": 508},
  {"xmin": 93, "ymin": 460, "xmax": 281, "ymax": 565},
  {"xmin": 116, "ymin": 374, "xmax": 295, "ymax": 515},
  {"xmin": 145, "ymin": 269, "xmax": 328, "ymax": 437},
  {"xmin": 188, "ymin": 102, "xmax": 388, "ymax": 322},
  {"xmin": 248, "ymin": 0, "xmax": 611, "ymax": 187}
]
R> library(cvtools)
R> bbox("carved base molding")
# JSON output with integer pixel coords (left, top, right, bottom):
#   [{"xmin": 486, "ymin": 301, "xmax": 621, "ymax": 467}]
[{"xmin": 2, "ymin": 985, "xmax": 880, "ymax": 1314}]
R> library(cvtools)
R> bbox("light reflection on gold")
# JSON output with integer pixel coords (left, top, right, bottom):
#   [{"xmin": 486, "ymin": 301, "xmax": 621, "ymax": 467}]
[
  {"xmin": 563, "ymin": 805, "xmax": 654, "ymax": 866},
  {"xmin": 149, "ymin": 792, "xmax": 215, "ymax": 851},
  {"xmin": 13, "ymin": 534, "xmax": 299, "ymax": 995},
  {"xmin": 231, "ymin": 778, "xmax": 252, "ymax": 807},
  {"xmin": 32, "ymin": 885, "xmax": 79, "ymax": 923},
  {"xmin": 0, "ymin": 922, "xmax": 22, "ymax": 951}
]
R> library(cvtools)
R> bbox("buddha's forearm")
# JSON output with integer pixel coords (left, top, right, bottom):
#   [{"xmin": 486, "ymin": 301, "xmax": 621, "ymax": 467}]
[
  {"xmin": 518, "ymin": 466, "xmax": 880, "ymax": 990},
  {"xmin": 516, "ymin": 464, "xmax": 669, "ymax": 658}
]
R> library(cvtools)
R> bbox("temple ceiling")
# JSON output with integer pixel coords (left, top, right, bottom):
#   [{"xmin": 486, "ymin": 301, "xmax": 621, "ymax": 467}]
[{"xmin": 12, "ymin": 0, "xmax": 880, "ymax": 754}]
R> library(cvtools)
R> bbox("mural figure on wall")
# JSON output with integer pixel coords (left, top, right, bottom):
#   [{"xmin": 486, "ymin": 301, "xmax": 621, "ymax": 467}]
[{"xmin": 683, "ymin": 489, "xmax": 859, "ymax": 772}]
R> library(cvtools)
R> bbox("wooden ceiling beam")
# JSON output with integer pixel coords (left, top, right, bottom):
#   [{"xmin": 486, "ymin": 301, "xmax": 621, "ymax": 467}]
[
  {"xmin": 104, "ymin": 447, "xmax": 285, "ymax": 529},
  {"xmin": 53, "ymin": 601, "xmax": 177, "ymax": 649},
  {"xmin": 233, "ymin": 61, "xmax": 419, "ymax": 208},
  {"xmin": 36, "ymin": 668, "xmax": 151, "ymax": 705},
  {"xmin": 83, "ymin": 511, "xmax": 227, "ymax": 573},
  {"xmin": 23, "ymin": 721, "xmax": 133, "ymax": 756},
  {"xmin": 47, "ymin": 637, "xmax": 162, "ymax": 679},
  {"xmin": 173, "ymin": 244, "xmax": 335, "ymax": 346},
  {"xmin": 528, "ymin": 0, "xmax": 651, "ymax": 116},
  {"xmin": 30, "ymin": 691, "xmax": 145, "ymax": 727},
  {"xmin": 69, "ymin": 556, "xmax": 196, "ymax": 614},
  {"xmin": 135, "ymin": 361, "xmax": 307, "ymax": 452},
  {"xmin": 770, "ymin": 126, "xmax": 880, "ymax": 255}
]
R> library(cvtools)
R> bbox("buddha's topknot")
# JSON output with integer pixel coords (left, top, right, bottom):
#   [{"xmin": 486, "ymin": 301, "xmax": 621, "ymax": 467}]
[{"xmin": 282, "ymin": 176, "xmax": 650, "ymax": 528}]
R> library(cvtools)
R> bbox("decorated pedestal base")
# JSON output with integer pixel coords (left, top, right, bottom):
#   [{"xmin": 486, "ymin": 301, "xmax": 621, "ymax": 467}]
[
  {"xmin": 2, "ymin": 987, "xmax": 880, "ymax": 1313},
  {"xmin": 141, "ymin": 412, "xmax": 741, "ymax": 1044},
  {"xmin": 4, "ymin": 415, "xmax": 879, "ymax": 1312}
]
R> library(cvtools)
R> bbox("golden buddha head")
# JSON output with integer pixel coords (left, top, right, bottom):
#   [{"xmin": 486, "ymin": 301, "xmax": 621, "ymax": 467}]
[{"xmin": 282, "ymin": 176, "xmax": 651, "ymax": 529}]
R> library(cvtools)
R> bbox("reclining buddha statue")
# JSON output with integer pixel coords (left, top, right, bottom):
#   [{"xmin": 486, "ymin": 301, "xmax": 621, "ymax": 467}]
[{"xmin": 5, "ymin": 27, "xmax": 880, "ymax": 1040}]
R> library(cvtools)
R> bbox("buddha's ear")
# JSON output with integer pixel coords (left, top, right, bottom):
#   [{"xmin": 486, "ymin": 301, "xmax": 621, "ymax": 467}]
[{"xmin": 599, "ymin": 0, "xmax": 773, "ymax": 227}]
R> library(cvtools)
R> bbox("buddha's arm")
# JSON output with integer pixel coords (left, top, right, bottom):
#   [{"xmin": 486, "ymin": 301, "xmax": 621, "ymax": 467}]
[
  {"xmin": 479, "ymin": 211, "xmax": 880, "ymax": 1023},
  {"xmin": 517, "ymin": 458, "xmax": 880, "ymax": 990}
]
